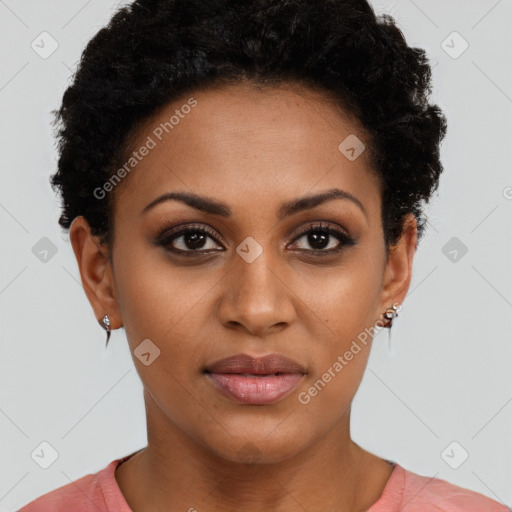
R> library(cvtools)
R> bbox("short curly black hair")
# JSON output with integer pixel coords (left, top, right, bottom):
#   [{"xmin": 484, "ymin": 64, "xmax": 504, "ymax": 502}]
[{"xmin": 50, "ymin": 0, "xmax": 447, "ymax": 258}]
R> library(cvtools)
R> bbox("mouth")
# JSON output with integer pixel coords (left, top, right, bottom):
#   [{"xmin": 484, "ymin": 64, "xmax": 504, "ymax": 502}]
[{"xmin": 204, "ymin": 353, "xmax": 306, "ymax": 405}]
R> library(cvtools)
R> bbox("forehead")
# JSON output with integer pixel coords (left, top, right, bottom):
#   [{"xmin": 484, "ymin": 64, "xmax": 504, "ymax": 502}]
[{"xmin": 112, "ymin": 83, "xmax": 381, "ymax": 224}]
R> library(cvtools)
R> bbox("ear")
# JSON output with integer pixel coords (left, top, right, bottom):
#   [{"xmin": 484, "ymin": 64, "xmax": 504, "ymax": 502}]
[
  {"xmin": 376, "ymin": 213, "xmax": 418, "ymax": 325},
  {"xmin": 69, "ymin": 216, "xmax": 122, "ymax": 330}
]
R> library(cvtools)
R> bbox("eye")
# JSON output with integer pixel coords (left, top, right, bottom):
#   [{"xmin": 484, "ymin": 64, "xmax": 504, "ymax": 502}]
[
  {"xmin": 156, "ymin": 223, "xmax": 224, "ymax": 255},
  {"xmin": 289, "ymin": 222, "xmax": 356, "ymax": 255},
  {"xmin": 154, "ymin": 221, "xmax": 356, "ymax": 258}
]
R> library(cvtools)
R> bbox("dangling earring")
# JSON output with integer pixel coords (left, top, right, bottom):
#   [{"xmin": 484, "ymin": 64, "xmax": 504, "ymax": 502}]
[
  {"xmin": 382, "ymin": 304, "xmax": 400, "ymax": 356},
  {"xmin": 101, "ymin": 314, "xmax": 111, "ymax": 348}
]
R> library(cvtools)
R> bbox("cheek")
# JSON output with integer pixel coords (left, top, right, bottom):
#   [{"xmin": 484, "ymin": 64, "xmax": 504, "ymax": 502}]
[
  {"xmin": 113, "ymin": 246, "xmax": 221, "ymax": 381},
  {"xmin": 297, "ymin": 261, "xmax": 380, "ymax": 399},
  {"xmin": 114, "ymin": 241, "xmax": 205, "ymax": 337},
  {"xmin": 113, "ymin": 255, "xmax": 210, "ymax": 420},
  {"xmin": 301, "ymin": 258, "xmax": 381, "ymax": 337},
  {"xmin": 298, "ymin": 292, "xmax": 375, "ymax": 419}
]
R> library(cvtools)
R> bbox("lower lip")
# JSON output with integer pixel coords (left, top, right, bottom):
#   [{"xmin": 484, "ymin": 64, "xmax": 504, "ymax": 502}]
[{"xmin": 205, "ymin": 372, "xmax": 304, "ymax": 405}]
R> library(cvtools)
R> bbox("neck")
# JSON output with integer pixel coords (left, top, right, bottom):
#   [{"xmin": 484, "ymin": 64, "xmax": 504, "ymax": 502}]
[{"xmin": 115, "ymin": 394, "xmax": 392, "ymax": 512}]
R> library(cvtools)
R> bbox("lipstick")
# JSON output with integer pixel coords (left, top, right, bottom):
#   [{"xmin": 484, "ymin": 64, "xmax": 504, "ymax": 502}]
[{"xmin": 204, "ymin": 353, "xmax": 306, "ymax": 405}]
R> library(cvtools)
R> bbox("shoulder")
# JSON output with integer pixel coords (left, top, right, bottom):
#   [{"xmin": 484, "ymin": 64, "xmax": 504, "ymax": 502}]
[
  {"xmin": 377, "ymin": 462, "xmax": 510, "ymax": 512},
  {"xmin": 17, "ymin": 454, "xmax": 134, "ymax": 512}
]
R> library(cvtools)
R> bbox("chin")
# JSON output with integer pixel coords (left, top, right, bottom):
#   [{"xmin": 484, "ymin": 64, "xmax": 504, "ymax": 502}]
[{"xmin": 201, "ymin": 424, "xmax": 313, "ymax": 466}]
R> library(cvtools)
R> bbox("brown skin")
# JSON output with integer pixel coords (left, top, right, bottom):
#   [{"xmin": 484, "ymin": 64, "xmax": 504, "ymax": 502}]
[{"xmin": 69, "ymin": 82, "xmax": 417, "ymax": 512}]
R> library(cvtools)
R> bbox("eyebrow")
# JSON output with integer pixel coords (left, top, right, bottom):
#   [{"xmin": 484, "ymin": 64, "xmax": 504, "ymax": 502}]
[{"xmin": 140, "ymin": 187, "xmax": 367, "ymax": 220}]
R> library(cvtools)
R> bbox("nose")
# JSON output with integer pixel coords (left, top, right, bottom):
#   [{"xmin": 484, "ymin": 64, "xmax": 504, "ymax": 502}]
[{"xmin": 217, "ymin": 245, "xmax": 297, "ymax": 338}]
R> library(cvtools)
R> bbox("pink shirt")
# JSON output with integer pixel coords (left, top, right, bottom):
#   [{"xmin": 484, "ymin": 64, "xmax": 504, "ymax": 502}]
[{"xmin": 18, "ymin": 451, "xmax": 508, "ymax": 511}]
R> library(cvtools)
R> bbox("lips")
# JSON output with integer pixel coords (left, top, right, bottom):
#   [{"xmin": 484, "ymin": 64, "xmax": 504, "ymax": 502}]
[
  {"xmin": 205, "ymin": 353, "xmax": 306, "ymax": 375},
  {"xmin": 204, "ymin": 353, "xmax": 306, "ymax": 405}
]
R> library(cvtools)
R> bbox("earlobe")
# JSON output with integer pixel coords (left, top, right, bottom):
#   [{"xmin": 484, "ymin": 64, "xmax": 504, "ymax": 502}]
[{"xmin": 69, "ymin": 216, "xmax": 122, "ymax": 331}]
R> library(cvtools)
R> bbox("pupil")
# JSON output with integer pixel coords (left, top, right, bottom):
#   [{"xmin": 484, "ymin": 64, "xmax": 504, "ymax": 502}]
[
  {"xmin": 309, "ymin": 231, "xmax": 329, "ymax": 250},
  {"xmin": 185, "ymin": 232, "xmax": 206, "ymax": 250}
]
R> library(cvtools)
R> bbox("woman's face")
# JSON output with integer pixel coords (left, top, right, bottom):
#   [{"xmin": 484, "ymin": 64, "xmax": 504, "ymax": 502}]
[{"xmin": 72, "ymin": 83, "xmax": 416, "ymax": 464}]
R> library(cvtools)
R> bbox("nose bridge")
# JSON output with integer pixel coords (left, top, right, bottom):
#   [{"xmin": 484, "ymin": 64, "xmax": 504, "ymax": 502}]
[
  {"xmin": 219, "ymin": 236, "xmax": 295, "ymax": 332},
  {"xmin": 234, "ymin": 237, "xmax": 284, "ymax": 304}
]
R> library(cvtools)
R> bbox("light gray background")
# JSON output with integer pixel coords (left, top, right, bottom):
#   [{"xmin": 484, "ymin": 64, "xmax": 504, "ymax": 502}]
[{"xmin": 1, "ymin": 0, "xmax": 511, "ymax": 510}]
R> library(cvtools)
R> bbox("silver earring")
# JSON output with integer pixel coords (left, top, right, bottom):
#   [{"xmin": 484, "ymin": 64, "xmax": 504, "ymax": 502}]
[
  {"xmin": 383, "ymin": 304, "xmax": 399, "ymax": 327},
  {"xmin": 101, "ymin": 314, "xmax": 111, "ymax": 348},
  {"xmin": 382, "ymin": 304, "xmax": 400, "ymax": 356}
]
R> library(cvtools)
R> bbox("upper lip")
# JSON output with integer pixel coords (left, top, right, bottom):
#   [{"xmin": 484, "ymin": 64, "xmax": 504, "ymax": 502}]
[{"xmin": 205, "ymin": 353, "xmax": 306, "ymax": 375}]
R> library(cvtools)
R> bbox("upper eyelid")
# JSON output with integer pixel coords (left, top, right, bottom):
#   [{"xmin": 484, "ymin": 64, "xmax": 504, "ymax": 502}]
[{"xmin": 292, "ymin": 222, "xmax": 350, "ymax": 238}]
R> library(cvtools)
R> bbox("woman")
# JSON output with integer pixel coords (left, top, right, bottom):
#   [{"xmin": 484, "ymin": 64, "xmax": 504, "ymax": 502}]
[{"xmin": 18, "ymin": 0, "xmax": 508, "ymax": 510}]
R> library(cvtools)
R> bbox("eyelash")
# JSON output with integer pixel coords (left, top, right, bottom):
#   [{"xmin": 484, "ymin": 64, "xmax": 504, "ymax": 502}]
[{"xmin": 155, "ymin": 221, "xmax": 356, "ymax": 258}]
